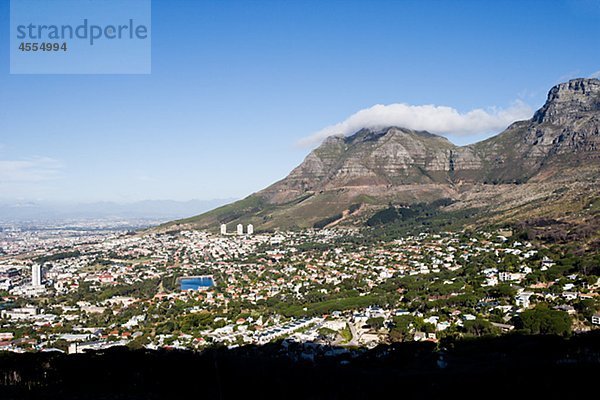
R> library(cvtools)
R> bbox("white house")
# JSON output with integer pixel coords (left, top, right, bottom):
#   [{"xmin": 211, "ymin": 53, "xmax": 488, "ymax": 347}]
[
  {"xmin": 515, "ymin": 291, "xmax": 534, "ymax": 309},
  {"xmin": 562, "ymin": 291, "xmax": 578, "ymax": 301}
]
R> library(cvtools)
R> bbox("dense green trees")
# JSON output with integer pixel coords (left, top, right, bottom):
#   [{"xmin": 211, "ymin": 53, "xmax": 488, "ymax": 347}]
[
  {"xmin": 389, "ymin": 315, "xmax": 418, "ymax": 342},
  {"xmin": 276, "ymin": 294, "xmax": 381, "ymax": 317},
  {"xmin": 367, "ymin": 199, "xmax": 456, "ymax": 227},
  {"xmin": 575, "ymin": 299, "xmax": 599, "ymax": 321},
  {"xmin": 366, "ymin": 317, "xmax": 384, "ymax": 330},
  {"xmin": 179, "ymin": 312, "xmax": 214, "ymax": 332},
  {"xmin": 516, "ymin": 305, "xmax": 571, "ymax": 336},
  {"xmin": 487, "ymin": 284, "xmax": 517, "ymax": 301},
  {"xmin": 462, "ymin": 319, "xmax": 498, "ymax": 337},
  {"xmin": 313, "ymin": 213, "xmax": 343, "ymax": 229}
]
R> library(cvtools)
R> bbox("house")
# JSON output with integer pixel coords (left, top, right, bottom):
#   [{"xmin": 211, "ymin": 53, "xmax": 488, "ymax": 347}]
[
  {"xmin": 592, "ymin": 314, "xmax": 600, "ymax": 325},
  {"xmin": 484, "ymin": 276, "xmax": 499, "ymax": 286},
  {"xmin": 499, "ymin": 272, "xmax": 511, "ymax": 282},
  {"xmin": 515, "ymin": 291, "xmax": 534, "ymax": 308},
  {"xmin": 563, "ymin": 283, "xmax": 575, "ymax": 291},
  {"xmin": 322, "ymin": 320, "xmax": 346, "ymax": 331},
  {"xmin": 361, "ymin": 333, "xmax": 380, "ymax": 344},
  {"xmin": 562, "ymin": 292, "xmax": 578, "ymax": 301},
  {"xmin": 554, "ymin": 305, "xmax": 576, "ymax": 315},
  {"xmin": 491, "ymin": 322, "xmax": 515, "ymax": 332},
  {"xmin": 58, "ymin": 333, "xmax": 93, "ymax": 342},
  {"xmin": 1, "ymin": 306, "xmax": 37, "ymax": 320},
  {"xmin": 436, "ymin": 321, "xmax": 451, "ymax": 331},
  {"xmin": 541, "ymin": 257, "xmax": 555, "ymax": 269}
]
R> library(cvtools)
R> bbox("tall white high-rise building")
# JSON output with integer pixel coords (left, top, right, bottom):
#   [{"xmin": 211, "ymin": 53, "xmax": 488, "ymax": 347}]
[
  {"xmin": 220, "ymin": 224, "xmax": 227, "ymax": 235},
  {"xmin": 247, "ymin": 224, "xmax": 254, "ymax": 235},
  {"xmin": 237, "ymin": 223, "xmax": 243, "ymax": 235},
  {"xmin": 31, "ymin": 264, "xmax": 42, "ymax": 286}
]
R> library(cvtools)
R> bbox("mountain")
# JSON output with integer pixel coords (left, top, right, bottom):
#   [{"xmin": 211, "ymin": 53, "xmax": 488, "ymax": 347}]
[{"xmin": 168, "ymin": 79, "xmax": 600, "ymax": 237}]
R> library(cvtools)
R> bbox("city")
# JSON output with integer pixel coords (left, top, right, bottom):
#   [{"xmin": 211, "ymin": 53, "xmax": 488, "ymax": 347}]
[
  {"xmin": 0, "ymin": 222, "xmax": 597, "ymax": 357},
  {"xmin": 2, "ymin": 0, "xmax": 599, "ymax": 397}
]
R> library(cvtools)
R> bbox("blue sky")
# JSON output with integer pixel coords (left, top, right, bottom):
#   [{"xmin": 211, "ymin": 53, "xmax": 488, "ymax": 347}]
[{"xmin": 0, "ymin": 0, "xmax": 599, "ymax": 202}]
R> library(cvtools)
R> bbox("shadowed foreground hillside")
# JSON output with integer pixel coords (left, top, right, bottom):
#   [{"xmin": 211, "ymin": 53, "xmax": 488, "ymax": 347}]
[{"xmin": 0, "ymin": 333, "xmax": 598, "ymax": 399}]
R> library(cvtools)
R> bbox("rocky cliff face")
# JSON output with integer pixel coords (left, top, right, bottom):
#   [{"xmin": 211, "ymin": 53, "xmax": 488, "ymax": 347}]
[
  {"xmin": 170, "ymin": 78, "xmax": 600, "ymax": 230},
  {"xmin": 533, "ymin": 78, "xmax": 600, "ymax": 125},
  {"xmin": 530, "ymin": 79, "xmax": 600, "ymax": 155},
  {"xmin": 455, "ymin": 78, "xmax": 600, "ymax": 183},
  {"xmin": 261, "ymin": 127, "xmax": 457, "ymax": 203},
  {"xmin": 261, "ymin": 78, "xmax": 600, "ymax": 200}
]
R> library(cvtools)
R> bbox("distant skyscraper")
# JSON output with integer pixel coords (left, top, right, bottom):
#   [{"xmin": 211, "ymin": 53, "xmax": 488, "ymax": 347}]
[
  {"xmin": 247, "ymin": 224, "xmax": 254, "ymax": 235},
  {"xmin": 237, "ymin": 224, "xmax": 243, "ymax": 235},
  {"xmin": 31, "ymin": 264, "xmax": 42, "ymax": 286},
  {"xmin": 220, "ymin": 224, "xmax": 227, "ymax": 235}
]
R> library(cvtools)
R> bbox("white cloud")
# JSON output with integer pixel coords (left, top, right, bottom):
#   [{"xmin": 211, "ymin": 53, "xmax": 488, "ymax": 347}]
[
  {"xmin": 0, "ymin": 157, "xmax": 63, "ymax": 182},
  {"xmin": 297, "ymin": 101, "xmax": 533, "ymax": 147},
  {"xmin": 590, "ymin": 70, "xmax": 600, "ymax": 79}
]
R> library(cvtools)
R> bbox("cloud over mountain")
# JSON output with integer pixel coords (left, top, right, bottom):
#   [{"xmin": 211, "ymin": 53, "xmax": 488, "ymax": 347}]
[{"xmin": 298, "ymin": 101, "xmax": 533, "ymax": 147}]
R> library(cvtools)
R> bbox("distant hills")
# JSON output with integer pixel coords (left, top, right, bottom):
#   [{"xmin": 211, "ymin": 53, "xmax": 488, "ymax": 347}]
[
  {"xmin": 0, "ymin": 199, "xmax": 236, "ymax": 223},
  {"xmin": 166, "ymin": 78, "xmax": 600, "ymax": 246}
]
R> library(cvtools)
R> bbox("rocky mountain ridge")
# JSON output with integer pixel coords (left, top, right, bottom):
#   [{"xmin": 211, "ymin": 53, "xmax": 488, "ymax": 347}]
[{"xmin": 168, "ymin": 78, "xmax": 600, "ymax": 232}]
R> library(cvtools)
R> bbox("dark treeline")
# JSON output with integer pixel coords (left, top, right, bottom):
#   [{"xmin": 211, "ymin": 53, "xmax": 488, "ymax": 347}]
[
  {"xmin": 0, "ymin": 332, "xmax": 599, "ymax": 399},
  {"xmin": 366, "ymin": 198, "xmax": 455, "ymax": 227}
]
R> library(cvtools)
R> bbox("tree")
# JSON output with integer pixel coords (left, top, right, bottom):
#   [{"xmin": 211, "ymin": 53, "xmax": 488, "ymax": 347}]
[
  {"xmin": 575, "ymin": 299, "xmax": 598, "ymax": 321},
  {"xmin": 488, "ymin": 284, "xmax": 516, "ymax": 300},
  {"xmin": 128, "ymin": 335, "xmax": 150, "ymax": 350},
  {"xmin": 51, "ymin": 339, "xmax": 69, "ymax": 352},
  {"xmin": 517, "ymin": 305, "xmax": 571, "ymax": 336},
  {"xmin": 366, "ymin": 317, "xmax": 384, "ymax": 330},
  {"xmin": 462, "ymin": 319, "xmax": 497, "ymax": 337},
  {"xmin": 389, "ymin": 315, "xmax": 418, "ymax": 342},
  {"xmin": 422, "ymin": 322, "xmax": 436, "ymax": 334}
]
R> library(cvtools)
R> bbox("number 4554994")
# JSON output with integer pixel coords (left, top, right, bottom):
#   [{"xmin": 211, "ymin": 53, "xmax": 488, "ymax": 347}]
[{"xmin": 19, "ymin": 42, "xmax": 67, "ymax": 52}]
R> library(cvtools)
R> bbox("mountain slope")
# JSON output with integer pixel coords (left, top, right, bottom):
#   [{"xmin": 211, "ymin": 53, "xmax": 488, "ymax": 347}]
[{"xmin": 168, "ymin": 78, "xmax": 600, "ymax": 232}]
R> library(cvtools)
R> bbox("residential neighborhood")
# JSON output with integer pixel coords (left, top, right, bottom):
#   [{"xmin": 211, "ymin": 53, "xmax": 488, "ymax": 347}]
[{"xmin": 0, "ymin": 222, "xmax": 598, "ymax": 355}]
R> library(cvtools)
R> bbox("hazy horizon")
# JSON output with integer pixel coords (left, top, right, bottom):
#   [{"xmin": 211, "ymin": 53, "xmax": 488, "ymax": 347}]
[{"xmin": 0, "ymin": 197, "xmax": 237, "ymax": 222}]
